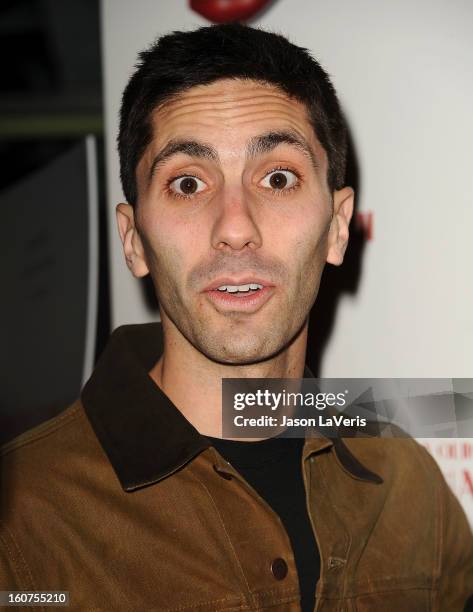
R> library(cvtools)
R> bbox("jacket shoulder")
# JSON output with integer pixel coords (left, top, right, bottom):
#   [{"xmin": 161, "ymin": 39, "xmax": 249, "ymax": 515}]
[
  {"xmin": 1, "ymin": 400, "xmax": 84, "ymax": 458},
  {"xmin": 345, "ymin": 434, "xmax": 473, "ymax": 604},
  {"xmin": 0, "ymin": 399, "xmax": 105, "ymax": 497}
]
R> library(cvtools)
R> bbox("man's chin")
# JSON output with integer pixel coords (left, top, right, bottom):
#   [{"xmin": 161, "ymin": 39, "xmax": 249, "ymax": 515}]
[{"xmin": 192, "ymin": 330, "xmax": 287, "ymax": 366}]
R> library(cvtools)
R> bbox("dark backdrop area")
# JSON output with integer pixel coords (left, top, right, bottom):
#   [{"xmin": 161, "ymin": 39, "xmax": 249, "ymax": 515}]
[{"xmin": 1, "ymin": 0, "xmax": 110, "ymax": 443}]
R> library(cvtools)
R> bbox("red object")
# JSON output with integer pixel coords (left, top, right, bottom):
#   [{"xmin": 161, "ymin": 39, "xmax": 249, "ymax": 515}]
[{"xmin": 190, "ymin": 0, "xmax": 272, "ymax": 23}]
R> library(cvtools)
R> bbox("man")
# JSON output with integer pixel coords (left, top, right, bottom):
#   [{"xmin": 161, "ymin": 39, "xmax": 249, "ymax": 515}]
[{"xmin": 1, "ymin": 23, "xmax": 472, "ymax": 612}]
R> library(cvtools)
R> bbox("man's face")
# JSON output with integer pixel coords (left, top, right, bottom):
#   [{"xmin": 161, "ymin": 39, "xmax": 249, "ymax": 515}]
[{"xmin": 118, "ymin": 78, "xmax": 353, "ymax": 364}]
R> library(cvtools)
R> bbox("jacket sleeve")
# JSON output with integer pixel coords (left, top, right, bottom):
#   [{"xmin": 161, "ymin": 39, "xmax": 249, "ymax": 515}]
[
  {"xmin": 416, "ymin": 443, "xmax": 473, "ymax": 611},
  {"xmin": 0, "ymin": 528, "xmax": 20, "ymax": 590},
  {"xmin": 0, "ymin": 523, "xmax": 34, "ymax": 591}
]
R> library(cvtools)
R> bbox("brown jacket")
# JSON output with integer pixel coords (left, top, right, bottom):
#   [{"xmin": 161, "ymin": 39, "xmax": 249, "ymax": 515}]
[{"xmin": 1, "ymin": 323, "xmax": 472, "ymax": 611}]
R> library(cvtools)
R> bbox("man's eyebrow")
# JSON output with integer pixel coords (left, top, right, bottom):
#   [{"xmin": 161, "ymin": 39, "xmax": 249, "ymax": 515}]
[
  {"xmin": 247, "ymin": 129, "xmax": 319, "ymax": 173},
  {"xmin": 148, "ymin": 129, "xmax": 319, "ymax": 183},
  {"xmin": 149, "ymin": 140, "xmax": 218, "ymax": 182}
]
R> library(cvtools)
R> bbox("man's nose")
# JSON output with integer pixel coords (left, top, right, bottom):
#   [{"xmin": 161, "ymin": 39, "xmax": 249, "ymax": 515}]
[{"xmin": 210, "ymin": 188, "xmax": 263, "ymax": 251}]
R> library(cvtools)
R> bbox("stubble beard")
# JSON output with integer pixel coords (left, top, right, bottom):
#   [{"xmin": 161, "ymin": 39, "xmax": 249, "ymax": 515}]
[
  {"xmin": 141, "ymin": 229, "xmax": 325, "ymax": 366},
  {"xmin": 156, "ymin": 274, "xmax": 315, "ymax": 366}
]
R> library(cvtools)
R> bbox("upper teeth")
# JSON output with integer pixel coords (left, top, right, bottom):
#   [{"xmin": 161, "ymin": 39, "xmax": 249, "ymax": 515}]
[{"xmin": 217, "ymin": 283, "xmax": 263, "ymax": 292}]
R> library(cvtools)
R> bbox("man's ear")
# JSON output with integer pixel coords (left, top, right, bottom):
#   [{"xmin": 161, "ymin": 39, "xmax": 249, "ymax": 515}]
[
  {"xmin": 326, "ymin": 186, "xmax": 355, "ymax": 266},
  {"xmin": 116, "ymin": 203, "xmax": 150, "ymax": 278}
]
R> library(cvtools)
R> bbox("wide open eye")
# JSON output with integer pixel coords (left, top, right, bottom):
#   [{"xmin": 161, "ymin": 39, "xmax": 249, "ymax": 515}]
[
  {"xmin": 168, "ymin": 175, "xmax": 207, "ymax": 198},
  {"xmin": 260, "ymin": 168, "xmax": 299, "ymax": 192}
]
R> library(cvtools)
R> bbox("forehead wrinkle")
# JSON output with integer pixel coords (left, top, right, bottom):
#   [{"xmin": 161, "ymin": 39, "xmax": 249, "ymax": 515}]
[
  {"xmin": 156, "ymin": 99, "xmax": 307, "ymax": 125},
  {"xmin": 155, "ymin": 81, "xmax": 295, "ymax": 113},
  {"xmin": 158, "ymin": 95, "xmax": 301, "ymax": 115}
]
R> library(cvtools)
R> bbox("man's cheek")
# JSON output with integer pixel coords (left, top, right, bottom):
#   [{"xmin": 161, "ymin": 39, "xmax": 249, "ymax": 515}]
[
  {"xmin": 146, "ymin": 234, "xmax": 179, "ymax": 271},
  {"xmin": 296, "ymin": 235, "xmax": 327, "ymax": 291},
  {"xmin": 142, "ymin": 238, "xmax": 180, "ymax": 295}
]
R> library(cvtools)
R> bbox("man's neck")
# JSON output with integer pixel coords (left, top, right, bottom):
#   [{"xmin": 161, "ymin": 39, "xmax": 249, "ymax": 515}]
[{"xmin": 148, "ymin": 318, "xmax": 308, "ymax": 438}]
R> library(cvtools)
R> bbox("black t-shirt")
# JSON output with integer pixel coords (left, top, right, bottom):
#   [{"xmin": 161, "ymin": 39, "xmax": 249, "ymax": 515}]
[{"xmin": 205, "ymin": 431, "xmax": 320, "ymax": 612}]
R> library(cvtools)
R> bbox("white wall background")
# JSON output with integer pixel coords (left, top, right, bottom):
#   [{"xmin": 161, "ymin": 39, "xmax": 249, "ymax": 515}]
[{"xmin": 100, "ymin": 0, "xmax": 473, "ymax": 523}]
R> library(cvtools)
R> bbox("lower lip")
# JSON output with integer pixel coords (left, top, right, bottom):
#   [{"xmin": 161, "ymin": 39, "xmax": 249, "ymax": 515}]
[{"xmin": 203, "ymin": 286, "xmax": 275, "ymax": 313}]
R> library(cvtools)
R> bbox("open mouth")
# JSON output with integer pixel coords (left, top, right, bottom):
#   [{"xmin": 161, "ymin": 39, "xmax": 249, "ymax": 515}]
[
  {"xmin": 204, "ymin": 283, "xmax": 274, "ymax": 312},
  {"xmin": 215, "ymin": 283, "xmax": 264, "ymax": 296}
]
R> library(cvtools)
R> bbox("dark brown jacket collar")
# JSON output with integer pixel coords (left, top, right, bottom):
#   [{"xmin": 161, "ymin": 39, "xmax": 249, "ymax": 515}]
[{"xmin": 81, "ymin": 323, "xmax": 382, "ymax": 492}]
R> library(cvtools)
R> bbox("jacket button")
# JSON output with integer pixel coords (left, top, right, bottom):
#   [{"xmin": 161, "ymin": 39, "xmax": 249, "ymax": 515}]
[
  {"xmin": 213, "ymin": 464, "xmax": 232, "ymax": 480},
  {"xmin": 270, "ymin": 557, "xmax": 288, "ymax": 580}
]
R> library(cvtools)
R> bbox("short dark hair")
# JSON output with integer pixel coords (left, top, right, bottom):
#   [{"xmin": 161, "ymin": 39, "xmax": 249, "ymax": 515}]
[{"xmin": 118, "ymin": 23, "xmax": 348, "ymax": 206}]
